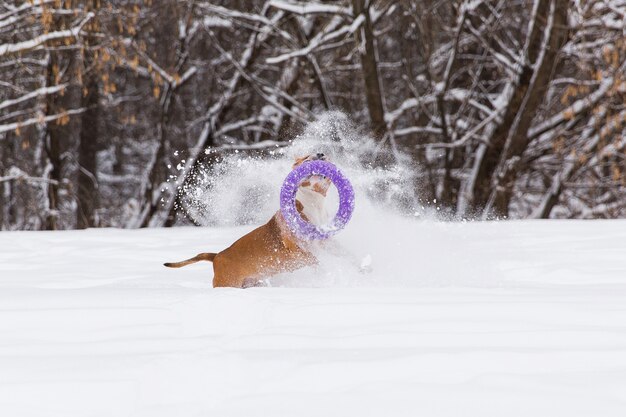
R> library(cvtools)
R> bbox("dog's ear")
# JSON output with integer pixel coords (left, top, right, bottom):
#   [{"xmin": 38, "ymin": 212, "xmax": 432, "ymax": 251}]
[{"xmin": 292, "ymin": 155, "xmax": 309, "ymax": 168}]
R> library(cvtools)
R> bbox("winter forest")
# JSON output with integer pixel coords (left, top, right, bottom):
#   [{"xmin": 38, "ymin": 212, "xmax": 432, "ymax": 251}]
[{"xmin": 1, "ymin": 0, "xmax": 626, "ymax": 231}]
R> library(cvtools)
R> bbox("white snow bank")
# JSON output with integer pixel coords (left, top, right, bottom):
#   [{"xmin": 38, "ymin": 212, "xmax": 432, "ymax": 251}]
[{"xmin": 1, "ymin": 220, "xmax": 626, "ymax": 416}]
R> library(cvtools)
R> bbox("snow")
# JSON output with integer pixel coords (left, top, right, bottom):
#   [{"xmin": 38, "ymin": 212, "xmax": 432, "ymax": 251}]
[
  {"xmin": 2, "ymin": 219, "xmax": 626, "ymax": 416},
  {"xmin": 202, "ymin": 16, "xmax": 233, "ymax": 29}
]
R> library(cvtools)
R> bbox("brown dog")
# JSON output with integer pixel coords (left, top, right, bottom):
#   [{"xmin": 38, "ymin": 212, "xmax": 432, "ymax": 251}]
[{"xmin": 164, "ymin": 153, "xmax": 332, "ymax": 288}]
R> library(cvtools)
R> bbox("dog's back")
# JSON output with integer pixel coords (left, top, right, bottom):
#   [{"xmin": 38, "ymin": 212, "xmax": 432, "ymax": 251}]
[
  {"xmin": 165, "ymin": 213, "xmax": 316, "ymax": 288},
  {"xmin": 211, "ymin": 214, "xmax": 315, "ymax": 287}
]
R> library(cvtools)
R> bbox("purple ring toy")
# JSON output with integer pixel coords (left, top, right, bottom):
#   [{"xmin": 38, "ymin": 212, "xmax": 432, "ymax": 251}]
[{"xmin": 280, "ymin": 160, "xmax": 355, "ymax": 240}]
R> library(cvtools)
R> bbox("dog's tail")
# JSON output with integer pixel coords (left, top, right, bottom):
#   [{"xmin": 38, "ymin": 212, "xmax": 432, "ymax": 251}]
[{"xmin": 164, "ymin": 253, "xmax": 217, "ymax": 268}]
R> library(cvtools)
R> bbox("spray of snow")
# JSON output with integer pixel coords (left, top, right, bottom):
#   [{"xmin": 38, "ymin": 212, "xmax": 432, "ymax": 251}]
[{"xmin": 172, "ymin": 112, "xmax": 488, "ymax": 287}]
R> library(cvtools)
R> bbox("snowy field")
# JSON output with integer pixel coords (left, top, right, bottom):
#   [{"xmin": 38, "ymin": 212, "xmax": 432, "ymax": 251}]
[{"xmin": 1, "ymin": 220, "xmax": 626, "ymax": 416}]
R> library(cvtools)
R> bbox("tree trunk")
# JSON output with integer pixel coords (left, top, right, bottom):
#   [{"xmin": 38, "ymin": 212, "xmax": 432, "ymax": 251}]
[
  {"xmin": 77, "ymin": 74, "xmax": 100, "ymax": 228},
  {"xmin": 0, "ymin": 135, "xmax": 7, "ymax": 229},
  {"xmin": 42, "ymin": 5, "xmax": 83, "ymax": 230},
  {"xmin": 44, "ymin": 53, "xmax": 65, "ymax": 230},
  {"xmin": 352, "ymin": 0, "xmax": 386, "ymax": 138},
  {"xmin": 137, "ymin": 2, "xmax": 182, "ymax": 228},
  {"xmin": 489, "ymin": 0, "xmax": 569, "ymax": 217},
  {"xmin": 464, "ymin": 0, "xmax": 552, "ymax": 215},
  {"xmin": 139, "ymin": 106, "xmax": 173, "ymax": 228}
]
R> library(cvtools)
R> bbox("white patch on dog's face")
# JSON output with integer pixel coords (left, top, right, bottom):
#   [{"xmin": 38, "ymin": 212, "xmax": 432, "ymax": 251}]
[
  {"xmin": 293, "ymin": 153, "xmax": 333, "ymax": 227},
  {"xmin": 296, "ymin": 186, "xmax": 331, "ymax": 227}
]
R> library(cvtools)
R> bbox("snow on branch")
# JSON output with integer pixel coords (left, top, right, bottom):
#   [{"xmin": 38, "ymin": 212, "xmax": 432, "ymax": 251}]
[
  {"xmin": 583, "ymin": 15, "xmax": 626, "ymax": 31},
  {"xmin": 528, "ymin": 76, "xmax": 613, "ymax": 140},
  {"xmin": 578, "ymin": 200, "xmax": 626, "ymax": 219},
  {"xmin": 0, "ymin": 0, "xmax": 55, "ymax": 24},
  {"xmin": 116, "ymin": 41, "xmax": 196, "ymax": 90},
  {"xmin": 121, "ymin": 39, "xmax": 176, "ymax": 86},
  {"xmin": 0, "ymin": 166, "xmax": 58, "ymax": 185},
  {"xmin": 531, "ymin": 105, "xmax": 625, "ymax": 219},
  {"xmin": 198, "ymin": 3, "xmax": 294, "ymax": 42},
  {"xmin": 198, "ymin": 10, "xmax": 284, "ymax": 126},
  {"xmin": 0, "ymin": 12, "xmax": 94, "ymax": 57},
  {"xmin": 0, "ymin": 84, "xmax": 67, "ymax": 111},
  {"xmin": 218, "ymin": 139, "xmax": 288, "ymax": 150},
  {"xmin": 0, "ymin": 6, "xmax": 79, "ymax": 32},
  {"xmin": 266, "ymin": 14, "xmax": 363, "ymax": 64},
  {"xmin": 0, "ymin": 108, "xmax": 85, "ymax": 135},
  {"xmin": 460, "ymin": 0, "xmax": 487, "ymax": 13},
  {"xmin": 268, "ymin": 1, "xmax": 352, "ymax": 16},
  {"xmin": 424, "ymin": 109, "xmax": 502, "ymax": 149},
  {"xmin": 385, "ymin": 88, "xmax": 486, "ymax": 126},
  {"xmin": 393, "ymin": 126, "xmax": 443, "ymax": 137},
  {"xmin": 210, "ymin": 33, "xmax": 312, "ymax": 123},
  {"xmin": 198, "ymin": 3, "xmax": 276, "ymax": 26}
]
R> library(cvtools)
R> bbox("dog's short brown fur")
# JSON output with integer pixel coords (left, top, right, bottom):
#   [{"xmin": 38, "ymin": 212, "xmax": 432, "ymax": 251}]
[{"xmin": 164, "ymin": 154, "xmax": 330, "ymax": 288}]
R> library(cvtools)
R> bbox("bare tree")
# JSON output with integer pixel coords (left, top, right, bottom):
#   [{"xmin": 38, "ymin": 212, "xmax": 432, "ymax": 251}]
[{"xmin": 1, "ymin": 0, "xmax": 625, "ymax": 230}]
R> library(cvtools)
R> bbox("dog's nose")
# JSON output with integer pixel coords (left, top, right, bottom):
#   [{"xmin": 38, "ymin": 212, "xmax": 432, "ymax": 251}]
[{"xmin": 316, "ymin": 153, "xmax": 325, "ymax": 160}]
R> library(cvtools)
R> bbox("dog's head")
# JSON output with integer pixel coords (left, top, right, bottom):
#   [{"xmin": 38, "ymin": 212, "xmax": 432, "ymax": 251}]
[
  {"xmin": 291, "ymin": 153, "xmax": 333, "ymax": 227},
  {"xmin": 292, "ymin": 153, "xmax": 332, "ymax": 196}
]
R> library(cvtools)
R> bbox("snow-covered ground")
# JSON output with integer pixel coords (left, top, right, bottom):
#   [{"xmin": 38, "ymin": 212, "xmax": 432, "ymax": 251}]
[{"xmin": 1, "ymin": 220, "xmax": 626, "ymax": 416}]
